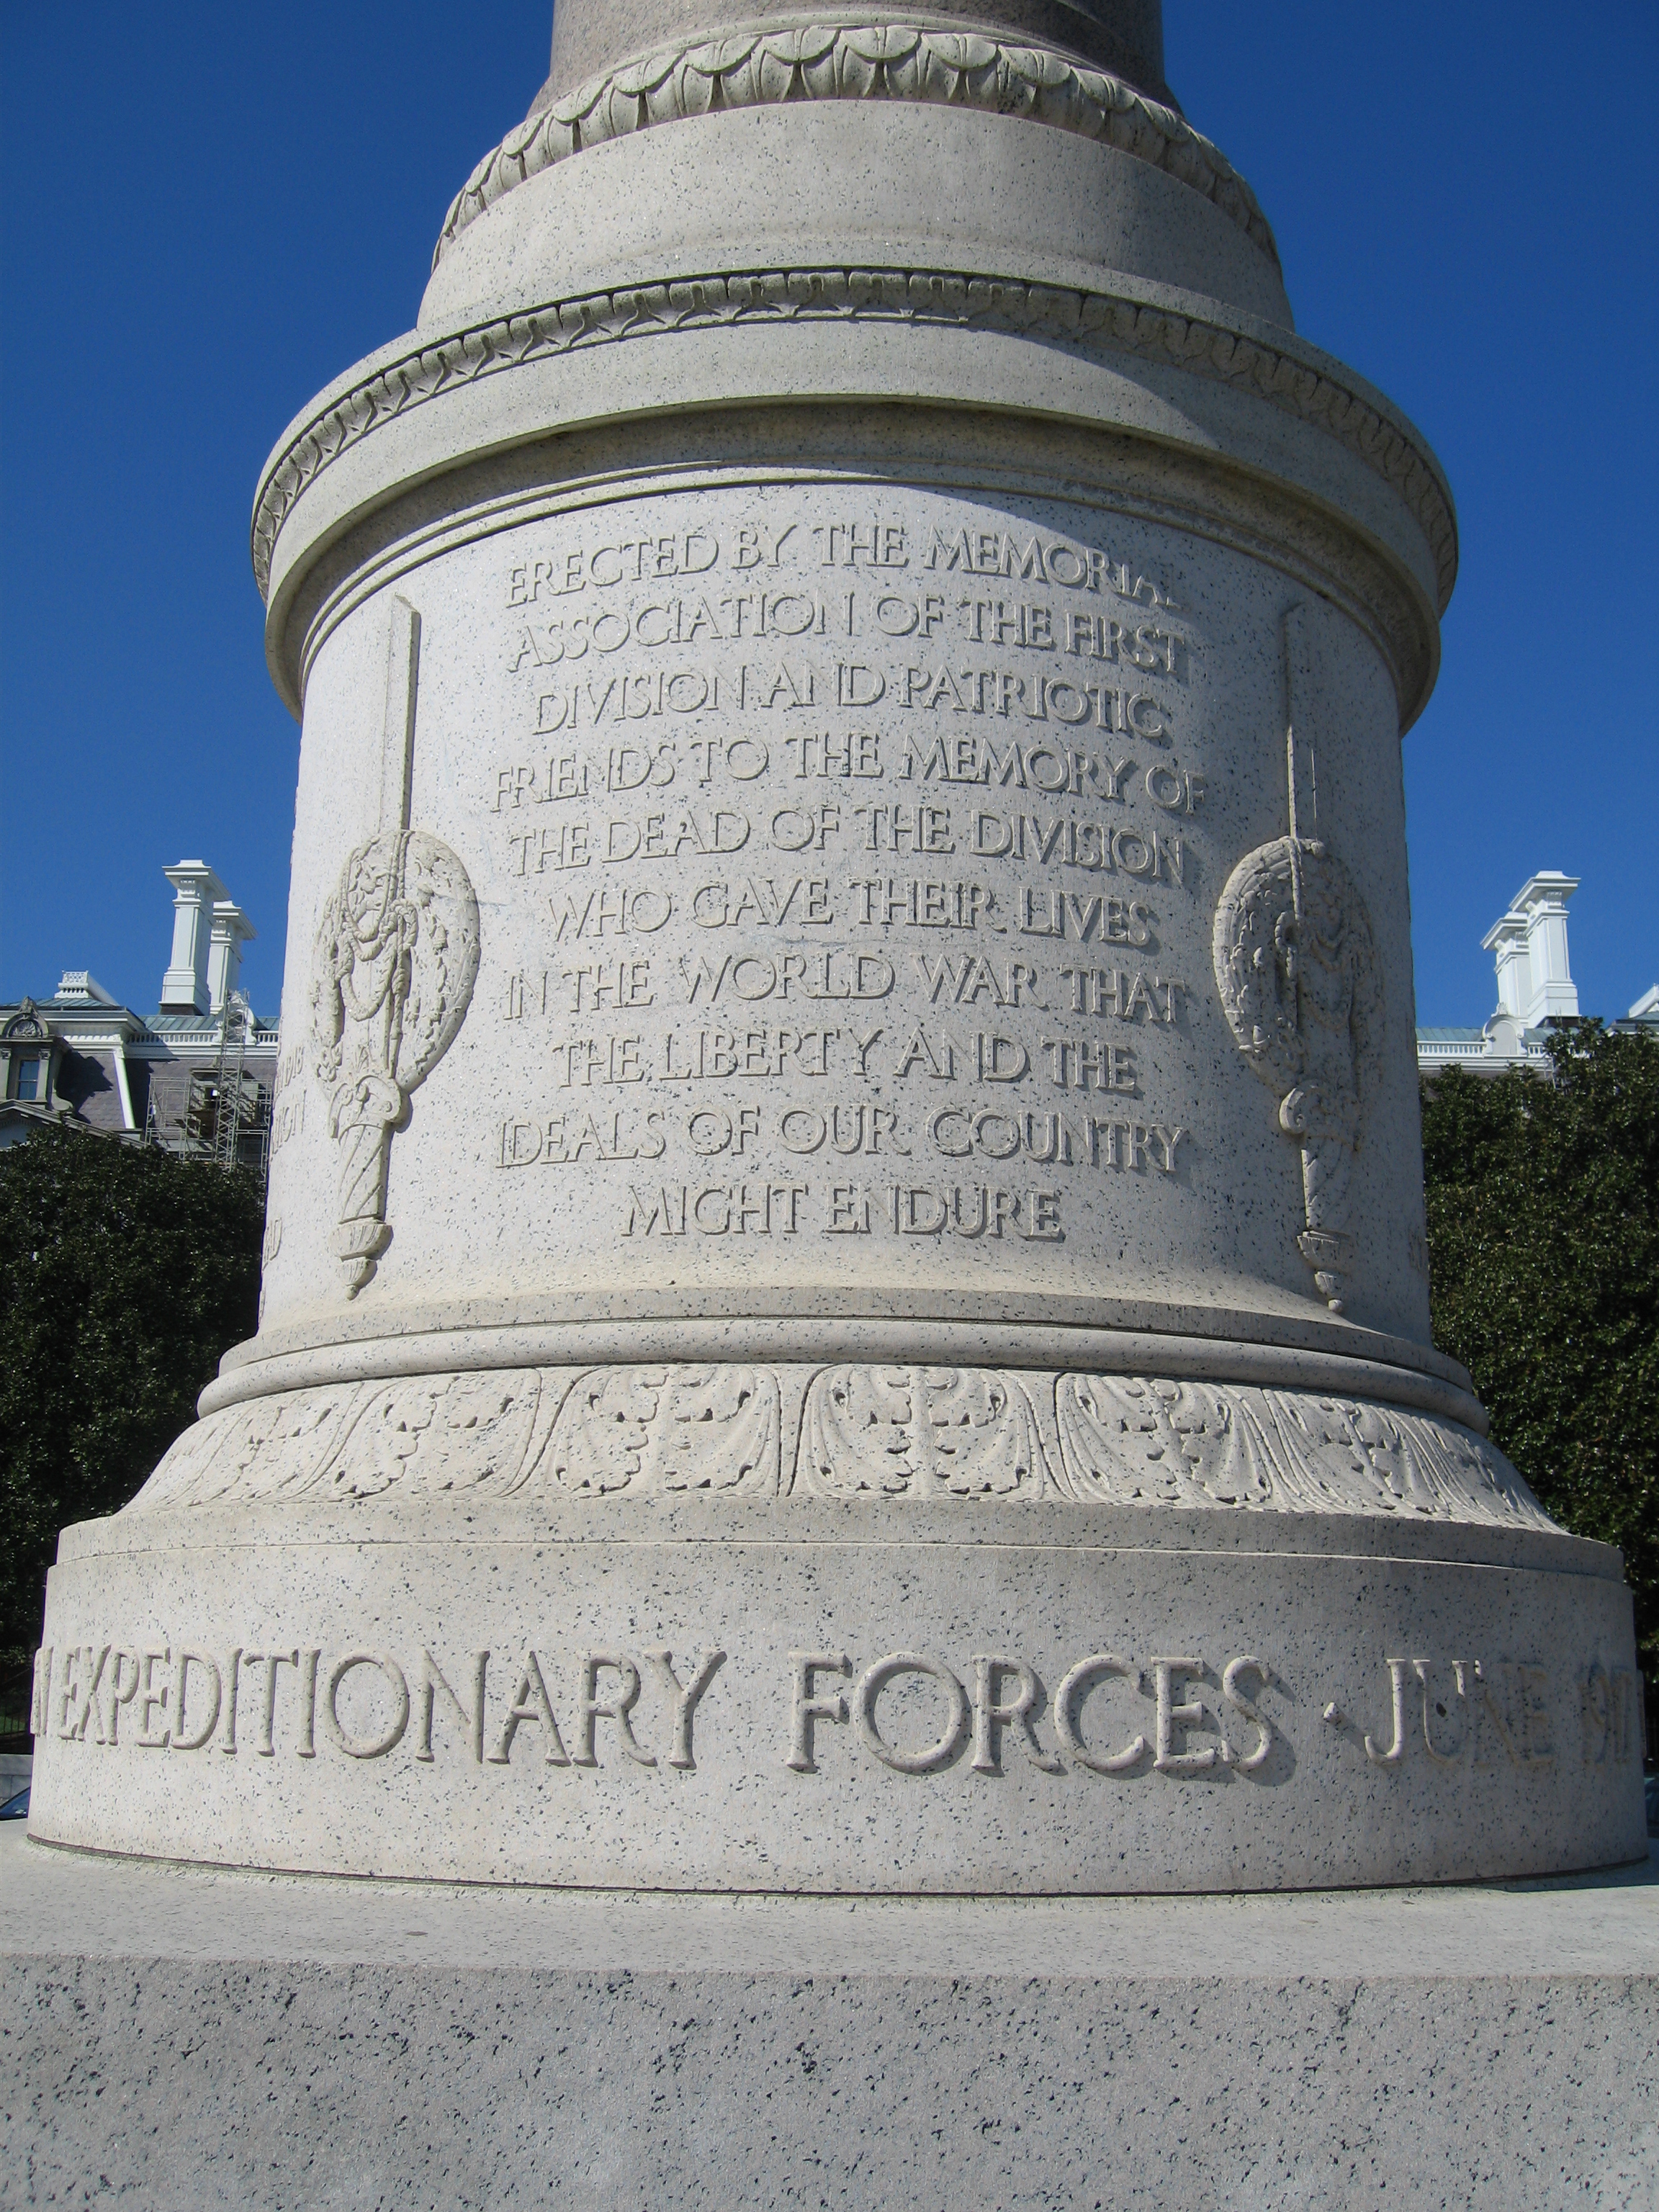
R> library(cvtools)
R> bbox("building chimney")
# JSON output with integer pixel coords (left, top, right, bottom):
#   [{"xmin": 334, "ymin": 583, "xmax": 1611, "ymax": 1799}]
[
  {"xmin": 1481, "ymin": 910, "xmax": 1530, "ymax": 1021},
  {"xmin": 207, "ymin": 902, "xmax": 256, "ymax": 1013},
  {"xmin": 1514, "ymin": 873, "xmax": 1580, "ymax": 1026},
  {"xmin": 1482, "ymin": 872, "xmax": 1579, "ymax": 1030},
  {"xmin": 54, "ymin": 973, "xmax": 117, "ymax": 1006},
  {"xmin": 160, "ymin": 860, "xmax": 230, "ymax": 1014}
]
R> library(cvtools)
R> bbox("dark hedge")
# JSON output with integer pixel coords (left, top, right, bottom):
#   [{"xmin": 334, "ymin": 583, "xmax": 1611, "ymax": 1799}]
[
  {"xmin": 1421, "ymin": 1021, "xmax": 1659, "ymax": 1671},
  {"xmin": 0, "ymin": 1129, "xmax": 262, "ymax": 1655}
]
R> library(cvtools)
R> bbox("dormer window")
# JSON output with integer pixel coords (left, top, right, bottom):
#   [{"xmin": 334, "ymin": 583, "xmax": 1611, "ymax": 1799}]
[{"xmin": 1, "ymin": 1004, "xmax": 55, "ymax": 1107}]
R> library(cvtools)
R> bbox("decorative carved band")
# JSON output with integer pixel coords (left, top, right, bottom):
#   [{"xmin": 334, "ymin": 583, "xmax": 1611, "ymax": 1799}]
[
  {"xmin": 253, "ymin": 267, "xmax": 1457, "ymax": 612},
  {"xmin": 432, "ymin": 24, "xmax": 1278, "ymax": 273},
  {"xmin": 133, "ymin": 1361, "xmax": 1551, "ymax": 1531}
]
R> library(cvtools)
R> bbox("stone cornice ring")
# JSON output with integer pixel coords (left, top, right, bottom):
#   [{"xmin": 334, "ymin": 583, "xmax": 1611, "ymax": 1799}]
[
  {"xmin": 252, "ymin": 265, "xmax": 1456, "ymax": 614},
  {"xmin": 433, "ymin": 21, "xmax": 1278, "ymax": 274}
]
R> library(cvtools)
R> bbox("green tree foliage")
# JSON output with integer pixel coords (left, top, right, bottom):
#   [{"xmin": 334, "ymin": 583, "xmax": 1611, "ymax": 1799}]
[
  {"xmin": 1421, "ymin": 1022, "xmax": 1659, "ymax": 1669},
  {"xmin": 0, "ymin": 1130, "xmax": 263, "ymax": 1652}
]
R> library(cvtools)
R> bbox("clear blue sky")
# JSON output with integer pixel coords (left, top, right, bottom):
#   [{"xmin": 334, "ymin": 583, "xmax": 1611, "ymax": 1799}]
[{"xmin": 3, "ymin": 1, "xmax": 1654, "ymax": 1025}]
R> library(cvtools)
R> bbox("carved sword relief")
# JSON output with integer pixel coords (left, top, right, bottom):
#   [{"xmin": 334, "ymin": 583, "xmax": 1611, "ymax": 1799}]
[
  {"xmin": 310, "ymin": 597, "xmax": 480, "ymax": 1295},
  {"xmin": 1212, "ymin": 606, "xmax": 1384, "ymax": 1313}
]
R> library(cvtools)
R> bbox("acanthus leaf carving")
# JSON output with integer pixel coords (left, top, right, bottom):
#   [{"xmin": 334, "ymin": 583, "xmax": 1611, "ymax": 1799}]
[
  {"xmin": 801, "ymin": 1365, "xmax": 1044, "ymax": 1498},
  {"xmin": 127, "ymin": 1364, "xmax": 1553, "ymax": 1535},
  {"xmin": 1056, "ymin": 1375, "xmax": 1271, "ymax": 1509},
  {"xmin": 539, "ymin": 1365, "xmax": 781, "ymax": 1497}
]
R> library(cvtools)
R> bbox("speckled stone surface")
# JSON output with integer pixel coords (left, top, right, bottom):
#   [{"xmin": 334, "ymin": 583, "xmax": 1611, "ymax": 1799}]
[
  {"xmin": 247, "ymin": 472, "xmax": 1446, "ymax": 1372},
  {"xmin": 3, "ymin": 1829, "xmax": 1657, "ymax": 2210},
  {"xmin": 28, "ymin": 1501, "xmax": 1649, "ymax": 1889},
  {"xmin": 31, "ymin": 0, "xmax": 1646, "ymax": 1897}
]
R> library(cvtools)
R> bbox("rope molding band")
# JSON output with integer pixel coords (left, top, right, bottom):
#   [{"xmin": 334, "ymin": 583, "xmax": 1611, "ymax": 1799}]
[
  {"xmin": 253, "ymin": 267, "xmax": 1457, "ymax": 611},
  {"xmin": 433, "ymin": 22, "xmax": 1279, "ymax": 274}
]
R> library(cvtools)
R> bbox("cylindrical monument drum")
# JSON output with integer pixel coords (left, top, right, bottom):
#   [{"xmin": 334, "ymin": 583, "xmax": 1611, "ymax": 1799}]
[{"xmin": 30, "ymin": 1, "xmax": 1647, "ymax": 1889}]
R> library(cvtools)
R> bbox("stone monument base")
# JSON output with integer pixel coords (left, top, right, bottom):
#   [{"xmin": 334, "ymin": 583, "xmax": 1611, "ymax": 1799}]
[
  {"xmin": 30, "ymin": 1489, "xmax": 1648, "ymax": 1890},
  {"xmin": 4, "ymin": 1827, "xmax": 1655, "ymax": 2209}
]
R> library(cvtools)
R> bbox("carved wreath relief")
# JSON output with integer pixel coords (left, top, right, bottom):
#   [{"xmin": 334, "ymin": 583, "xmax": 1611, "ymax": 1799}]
[
  {"xmin": 307, "ymin": 598, "xmax": 480, "ymax": 1295},
  {"xmin": 1213, "ymin": 609, "xmax": 1383, "ymax": 1312},
  {"xmin": 312, "ymin": 830, "xmax": 479, "ymax": 1293}
]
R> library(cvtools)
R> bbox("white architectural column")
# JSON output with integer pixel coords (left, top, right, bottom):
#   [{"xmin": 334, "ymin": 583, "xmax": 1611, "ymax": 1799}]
[
  {"xmin": 1482, "ymin": 911, "xmax": 1530, "ymax": 1020},
  {"xmin": 159, "ymin": 862, "xmax": 228, "ymax": 1014},
  {"xmin": 1483, "ymin": 873, "xmax": 1579, "ymax": 1028},
  {"xmin": 1514, "ymin": 873, "xmax": 1580, "ymax": 1025},
  {"xmin": 207, "ymin": 902, "xmax": 257, "ymax": 1013}
]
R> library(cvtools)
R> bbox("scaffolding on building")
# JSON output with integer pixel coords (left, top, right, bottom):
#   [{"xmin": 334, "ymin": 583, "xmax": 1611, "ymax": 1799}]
[{"xmin": 143, "ymin": 994, "xmax": 271, "ymax": 1180}]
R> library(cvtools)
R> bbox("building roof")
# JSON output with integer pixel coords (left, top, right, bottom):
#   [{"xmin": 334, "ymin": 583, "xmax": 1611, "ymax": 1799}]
[
  {"xmin": 1, "ymin": 998, "xmax": 274, "ymax": 1042},
  {"xmin": 143, "ymin": 1010, "xmax": 278, "ymax": 1043}
]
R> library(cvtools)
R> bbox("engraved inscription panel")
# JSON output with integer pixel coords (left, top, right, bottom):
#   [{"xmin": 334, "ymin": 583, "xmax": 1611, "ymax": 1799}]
[
  {"xmin": 475, "ymin": 495, "xmax": 1212, "ymax": 1298},
  {"xmin": 268, "ymin": 480, "xmax": 1426, "ymax": 1339},
  {"xmin": 34, "ymin": 1636, "xmax": 1624, "ymax": 1796}
]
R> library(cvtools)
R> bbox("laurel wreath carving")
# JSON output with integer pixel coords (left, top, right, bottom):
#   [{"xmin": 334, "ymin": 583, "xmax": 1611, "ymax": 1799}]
[
  {"xmin": 251, "ymin": 265, "xmax": 1457, "ymax": 611},
  {"xmin": 432, "ymin": 24, "xmax": 1279, "ymax": 273}
]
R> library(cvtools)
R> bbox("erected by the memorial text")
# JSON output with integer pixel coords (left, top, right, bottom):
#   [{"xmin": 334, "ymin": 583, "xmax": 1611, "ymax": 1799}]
[{"xmin": 470, "ymin": 500, "xmax": 1221, "ymax": 1249}]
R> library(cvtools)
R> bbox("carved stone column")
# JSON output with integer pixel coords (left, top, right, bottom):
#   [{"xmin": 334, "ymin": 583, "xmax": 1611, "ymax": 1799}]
[{"xmin": 30, "ymin": 1, "xmax": 1647, "ymax": 1890}]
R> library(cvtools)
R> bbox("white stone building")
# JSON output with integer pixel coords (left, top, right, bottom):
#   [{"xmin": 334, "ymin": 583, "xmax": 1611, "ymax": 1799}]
[
  {"xmin": 0, "ymin": 862, "xmax": 278, "ymax": 1170},
  {"xmin": 1416, "ymin": 871, "xmax": 1658, "ymax": 1076}
]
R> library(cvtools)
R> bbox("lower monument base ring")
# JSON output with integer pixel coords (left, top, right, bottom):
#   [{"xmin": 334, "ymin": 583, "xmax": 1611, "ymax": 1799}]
[
  {"xmin": 30, "ymin": 1498, "xmax": 1647, "ymax": 1892},
  {"xmin": 200, "ymin": 1309, "xmax": 1485, "ymax": 1431}
]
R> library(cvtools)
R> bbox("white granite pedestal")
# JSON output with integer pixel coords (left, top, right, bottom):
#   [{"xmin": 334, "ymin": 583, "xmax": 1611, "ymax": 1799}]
[
  {"xmin": 3, "ymin": 1826, "xmax": 1655, "ymax": 2209},
  {"xmin": 28, "ymin": 1498, "xmax": 1650, "ymax": 1893},
  {"xmin": 25, "ymin": 0, "xmax": 1649, "ymax": 2033},
  {"xmin": 14, "ymin": 8, "xmax": 1656, "ymax": 2195}
]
